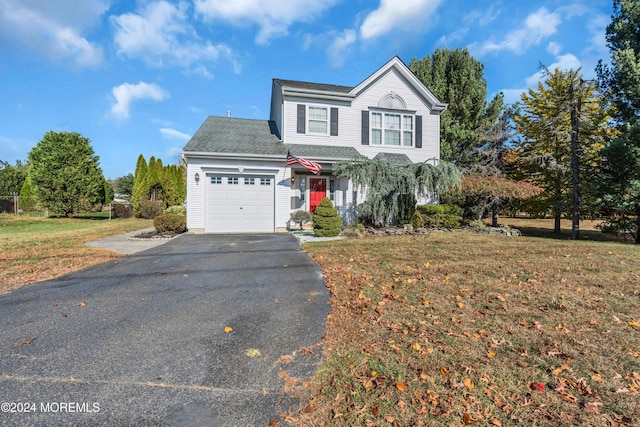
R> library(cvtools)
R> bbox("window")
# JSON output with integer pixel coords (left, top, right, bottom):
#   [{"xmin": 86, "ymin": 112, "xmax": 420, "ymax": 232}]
[
  {"xmin": 299, "ymin": 178, "xmax": 306, "ymax": 202},
  {"xmin": 244, "ymin": 178, "xmax": 255, "ymax": 185},
  {"xmin": 308, "ymin": 106, "xmax": 328, "ymax": 134},
  {"xmin": 228, "ymin": 177, "xmax": 239, "ymax": 185},
  {"xmin": 210, "ymin": 176, "xmax": 222, "ymax": 184},
  {"xmin": 371, "ymin": 112, "xmax": 414, "ymax": 146},
  {"xmin": 260, "ymin": 178, "xmax": 271, "ymax": 186}
]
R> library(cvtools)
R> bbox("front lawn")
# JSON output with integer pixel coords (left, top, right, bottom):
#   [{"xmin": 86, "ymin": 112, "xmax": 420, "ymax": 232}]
[
  {"xmin": 294, "ymin": 229, "xmax": 640, "ymax": 426},
  {"xmin": 0, "ymin": 214, "xmax": 152, "ymax": 292}
]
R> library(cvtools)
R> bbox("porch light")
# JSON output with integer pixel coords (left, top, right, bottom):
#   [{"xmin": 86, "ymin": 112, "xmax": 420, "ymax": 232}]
[
  {"xmin": 291, "ymin": 176, "xmax": 295, "ymax": 184},
  {"xmin": 195, "ymin": 172, "xmax": 200, "ymax": 184}
]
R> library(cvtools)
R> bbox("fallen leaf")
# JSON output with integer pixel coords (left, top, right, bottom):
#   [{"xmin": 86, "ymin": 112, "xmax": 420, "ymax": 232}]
[
  {"xmin": 384, "ymin": 414, "xmax": 396, "ymax": 422},
  {"xmin": 423, "ymin": 300, "xmax": 430, "ymax": 307},
  {"xmin": 496, "ymin": 295, "xmax": 506, "ymax": 302},
  {"xmin": 371, "ymin": 406, "xmax": 379, "ymax": 416},
  {"xmin": 17, "ymin": 337, "xmax": 36, "ymax": 347},
  {"xmin": 412, "ymin": 343, "xmax": 421, "ymax": 351},
  {"xmin": 224, "ymin": 326, "xmax": 233, "ymax": 333},
  {"xmin": 245, "ymin": 348, "xmax": 261, "ymax": 357},
  {"xmin": 440, "ymin": 367, "xmax": 450, "ymax": 375},
  {"xmin": 371, "ymin": 370, "xmax": 377, "ymax": 377},
  {"xmin": 396, "ymin": 382, "xmax": 407, "ymax": 391},
  {"xmin": 397, "ymin": 400, "xmax": 406, "ymax": 408},
  {"xmin": 488, "ymin": 351, "xmax": 496, "ymax": 358},
  {"xmin": 268, "ymin": 418, "xmax": 279, "ymax": 427},
  {"xmin": 463, "ymin": 412, "xmax": 472, "ymax": 425},
  {"xmin": 628, "ymin": 321, "xmax": 640, "ymax": 329},
  {"xmin": 531, "ymin": 382, "xmax": 545, "ymax": 391},
  {"xmin": 77, "ymin": 301, "xmax": 86, "ymax": 307},
  {"xmin": 584, "ymin": 401, "xmax": 601, "ymax": 414},
  {"xmin": 463, "ymin": 378, "xmax": 475, "ymax": 389}
]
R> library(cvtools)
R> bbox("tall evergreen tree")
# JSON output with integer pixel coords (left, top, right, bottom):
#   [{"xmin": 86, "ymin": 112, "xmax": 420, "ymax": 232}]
[
  {"xmin": 0, "ymin": 161, "xmax": 28, "ymax": 196},
  {"xmin": 409, "ymin": 48, "xmax": 504, "ymax": 164},
  {"xmin": 514, "ymin": 68, "xmax": 611, "ymax": 233},
  {"xmin": 131, "ymin": 154, "xmax": 148, "ymax": 216},
  {"xmin": 595, "ymin": 0, "xmax": 640, "ymax": 242},
  {"xmin": 28, "ymin": 131, "xmax": 104, "ymax": 216}
]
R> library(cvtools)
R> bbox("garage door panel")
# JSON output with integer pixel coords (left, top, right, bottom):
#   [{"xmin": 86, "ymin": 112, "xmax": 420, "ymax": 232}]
[{"xmin": 205, "ymin": 174, "xmax": 274, "ymax": 233}]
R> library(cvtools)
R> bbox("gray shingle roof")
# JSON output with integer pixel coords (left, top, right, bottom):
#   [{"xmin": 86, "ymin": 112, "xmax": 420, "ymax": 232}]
[
  {"xmin": 373, "ymin": 152, "xmax": 414, "ymax": 166},
  {"xmin": 183, "ymin": 116, "xmax": 361, "ymax": 161},
  {"xmin": 273, "ymin": 78, "xmax": 354, "ymax": 94}
]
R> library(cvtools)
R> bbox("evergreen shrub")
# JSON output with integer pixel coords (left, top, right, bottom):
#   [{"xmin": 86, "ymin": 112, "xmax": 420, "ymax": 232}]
[
  {"xmin": 313, "ymin": 198, "xmax": 342, "ymax": 237},
  {"xmin": 164, "ymin": 205, "xmax": 186, "ymax": 216},
  {"xmin": 154, "ymin": 214, "xmax": 186, "ymax": 234},
  {"xmin": 417, "ymin": 204, "xmax": 462, "ymax": 228},
  {"xmin": 113, "ymin": 202, "xmax": 132, "ymax": 218}
]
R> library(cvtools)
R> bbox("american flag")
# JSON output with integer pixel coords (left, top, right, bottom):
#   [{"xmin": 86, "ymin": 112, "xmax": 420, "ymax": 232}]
[{"xmin": 286, "ymin": 151, "xmax": 322, "ymax": 174}]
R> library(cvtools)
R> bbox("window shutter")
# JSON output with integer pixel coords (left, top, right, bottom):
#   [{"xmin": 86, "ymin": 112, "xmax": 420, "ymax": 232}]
[
  {"xmin": 330, "ymin": 107, "xmax": 338, "ymax": 136},
  {"xmin": 415, "ymin": 115, "xmax": 422, "ymax": 148},
  {"xmin": 361, "ymin": 110, "xmax": 369, "ymax": 145},
  {"xmin": 297, "ymin": 104, "xmax": 305, "ymax": 134}
]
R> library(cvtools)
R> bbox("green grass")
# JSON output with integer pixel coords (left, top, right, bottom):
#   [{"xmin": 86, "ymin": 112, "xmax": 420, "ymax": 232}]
[
  {"xmin": 293, "ymin": 228, "xmax": 640, "ymax": 426},
  {"xmin": 0, "ymin": 214, "xmax": 152, "ymax": 291}
]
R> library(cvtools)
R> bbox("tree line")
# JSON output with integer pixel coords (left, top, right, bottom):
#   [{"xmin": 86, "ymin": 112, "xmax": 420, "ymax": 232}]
[{"xmin": 0, "ymin": 133, "xmax": 185, "ymax": 218}]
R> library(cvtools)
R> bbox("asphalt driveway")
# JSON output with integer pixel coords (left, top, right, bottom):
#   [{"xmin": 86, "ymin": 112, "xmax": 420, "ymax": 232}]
[{"xmin": 0, "ymin": 234, "xmax": 329, "ymax": 426}]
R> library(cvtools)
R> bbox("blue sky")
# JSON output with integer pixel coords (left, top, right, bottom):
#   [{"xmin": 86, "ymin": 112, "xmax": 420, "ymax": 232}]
[{"xmin": 0, "ymin": 0, "xmax": 613, "ymax": 179}]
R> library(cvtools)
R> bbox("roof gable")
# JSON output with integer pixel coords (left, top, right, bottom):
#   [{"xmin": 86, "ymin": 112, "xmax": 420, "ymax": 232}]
[{"xmin": 351, "ymin": 56, "xmax": 447, "ymax": 113}]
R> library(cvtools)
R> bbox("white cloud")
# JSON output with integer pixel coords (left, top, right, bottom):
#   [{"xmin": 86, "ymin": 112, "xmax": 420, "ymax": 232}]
[
  {"xmin": 500, "ymin": 52, "xmax": 583, "ymax": 104},
  {"xmin": 327, "ymin": 29, "xmax": 356, "ymax": 68},
  {"xmin": 360, "ymin": 0, "xmax": 443, "ymax": 40},
  {"xmin": 160, "ymin": 128, "xmax": 191, "ymax": 141},
  {"xmin": 112, "ymin": 0, "xmax": 232, "ymax": 71},
  {"xmin": 110, "ymin": 82, "xmax": 168, "ymax": 121},
  {"xmin": 547, "ymin": 41, "xmax": 562, "ymax": 56},
  {"xmin": 194, "ymin": 0, "xmax": 339, "ymax": 45},
  {"xmin": 471, "ymin": 7, "xmax": 561, "ymax": 56},
  {"xmin": 0, "ymin": 0, "xmax": 107, "ymax": 67}
]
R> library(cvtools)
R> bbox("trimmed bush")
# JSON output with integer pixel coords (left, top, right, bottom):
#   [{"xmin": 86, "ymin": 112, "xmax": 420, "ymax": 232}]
[
  {"xmin": 313, "ymin": 198, "xmax": 342, "ymax": 237},
  {"xmin": 164, "ymin": 205, "xmax": 186, "ymax": 216},
  {"xmin": 138, "ymin": 199, "xmax": 164, "ymax": 219},
  {"xmin": 154, "ymin": 214, "xmax": 186, "ymax": 233},
  {"xmin": 411, "ymin": 210, "xmax": 424, "ymax": 228},
  {"xmin": 341, "ymin": 223, "xmax": 366, "ymax": 238},
  {"xmin": 416, "ymin": 204, "xmax": 462, "ymax": 229},
  {"xmin": 113, "ymin": 202, "xmax": 132, "ymax": 218}
]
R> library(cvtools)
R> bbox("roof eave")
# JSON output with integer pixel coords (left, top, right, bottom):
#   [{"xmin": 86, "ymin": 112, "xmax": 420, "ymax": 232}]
[{"xmin": 282, "ymin": 88, "xmax": 355, "ymax": 102}]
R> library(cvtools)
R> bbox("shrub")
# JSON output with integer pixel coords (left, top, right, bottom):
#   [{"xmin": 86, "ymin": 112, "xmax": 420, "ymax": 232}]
[
  {"xmin": 154, "ymin": 213, "xmax": 186, "ymax": 234},
  {"xmin": 113, "ymin": 202, "xmax": 132, "ymax": 218},
  {"xmin": 138, "ymin": 199, "xmax": 164, "ymax": 219},
  {"xmin": 416, "ymin": 204, "xmax": 462, "ymax": 228},
  {"xmin": 397, "ymin": 193, "xmax": 417, "ymax": 225},
  {"xmin": 469, "ymin": 219, "xmax": 486, "ymax": 230},
  {"xmin": 313, "ymin": 198, "xmax": 342, "ymax": 237},
  {"xmin": 342, "ymin": 223, "xmax": 366, "ymax": 238},
  {"xmin": 411, "ymin": 210, "xmax": 424, "ymax": 228},
  {"xmin": 290, "ymin": 210, "xmax": 312, "ymax": 230},
  {"xmin": 164, "ymin": 205, "xmax": 186, "ymax": 216}
]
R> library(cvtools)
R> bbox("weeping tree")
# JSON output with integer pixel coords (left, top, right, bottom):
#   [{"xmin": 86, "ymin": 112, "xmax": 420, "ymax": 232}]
[{"xmin": 333, "ymin": 158, "xmax": 461, "ymax": 227}]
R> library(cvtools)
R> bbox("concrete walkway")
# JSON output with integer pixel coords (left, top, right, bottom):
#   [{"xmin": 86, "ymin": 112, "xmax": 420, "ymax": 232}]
[{"xmin": 85, "ymin": 228, "xmax": 177, "ymax": 254}]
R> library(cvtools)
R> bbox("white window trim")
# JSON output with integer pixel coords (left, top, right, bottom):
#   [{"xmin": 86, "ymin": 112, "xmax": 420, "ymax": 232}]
[
  {"xmin": 307, "ymin": 105, "xmax": 329, "ymax": 136},
  {"xmin": 371, "ymin": 111, "xmax": 414, "ymax": 147}
]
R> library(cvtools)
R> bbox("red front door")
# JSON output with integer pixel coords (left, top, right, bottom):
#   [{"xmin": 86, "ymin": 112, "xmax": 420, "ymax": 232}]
[{"xmin": 309, "ymin": 178, "xmax": 326, "ymax": 212}]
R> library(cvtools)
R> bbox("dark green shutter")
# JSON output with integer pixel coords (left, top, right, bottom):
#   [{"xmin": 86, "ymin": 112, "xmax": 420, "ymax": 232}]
[
  {"xmin": 330, "ymin": 107, "xmax": 338, "ymax": 136},
  {"xmin": 297, "ymin": 104, "xmax": 305, "ymax": 134},
  {"xmin": 415, "ymin": 115, "xmax": 422, "ymax": 148},
  {"xmin": 361, "ymin": 111, "xmax": 369, "ymax": 145}
]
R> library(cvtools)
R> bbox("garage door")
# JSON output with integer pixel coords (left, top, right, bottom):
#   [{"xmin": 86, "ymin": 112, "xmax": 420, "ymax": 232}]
[{"xmin": 205, "ymin": 175, "xmax": 274, "ymax": 233}]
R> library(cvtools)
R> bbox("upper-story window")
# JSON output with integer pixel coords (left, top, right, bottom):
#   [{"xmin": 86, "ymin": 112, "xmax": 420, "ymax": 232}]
[
  {"xmin": 371, "ymin": 112, "xmax": 413, "ymax": 146},
  {"xmin": 308, "ymin": 106, "xmax": 328, "ymax": 134},
  {"xmin": 297, "ymin": 104, "xmax": 338, "ymax": 136}
]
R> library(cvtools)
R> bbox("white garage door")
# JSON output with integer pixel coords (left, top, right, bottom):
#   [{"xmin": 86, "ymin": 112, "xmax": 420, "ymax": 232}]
[{"xmin": 205, "ymin": 175, "xmax": 275, "ymax": 233}]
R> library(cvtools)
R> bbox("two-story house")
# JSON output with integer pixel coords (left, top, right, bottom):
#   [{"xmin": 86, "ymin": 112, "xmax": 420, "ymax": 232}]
[{"xmin": 182, "ymin": 56, "xmax": 446, "ymax": 233}]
